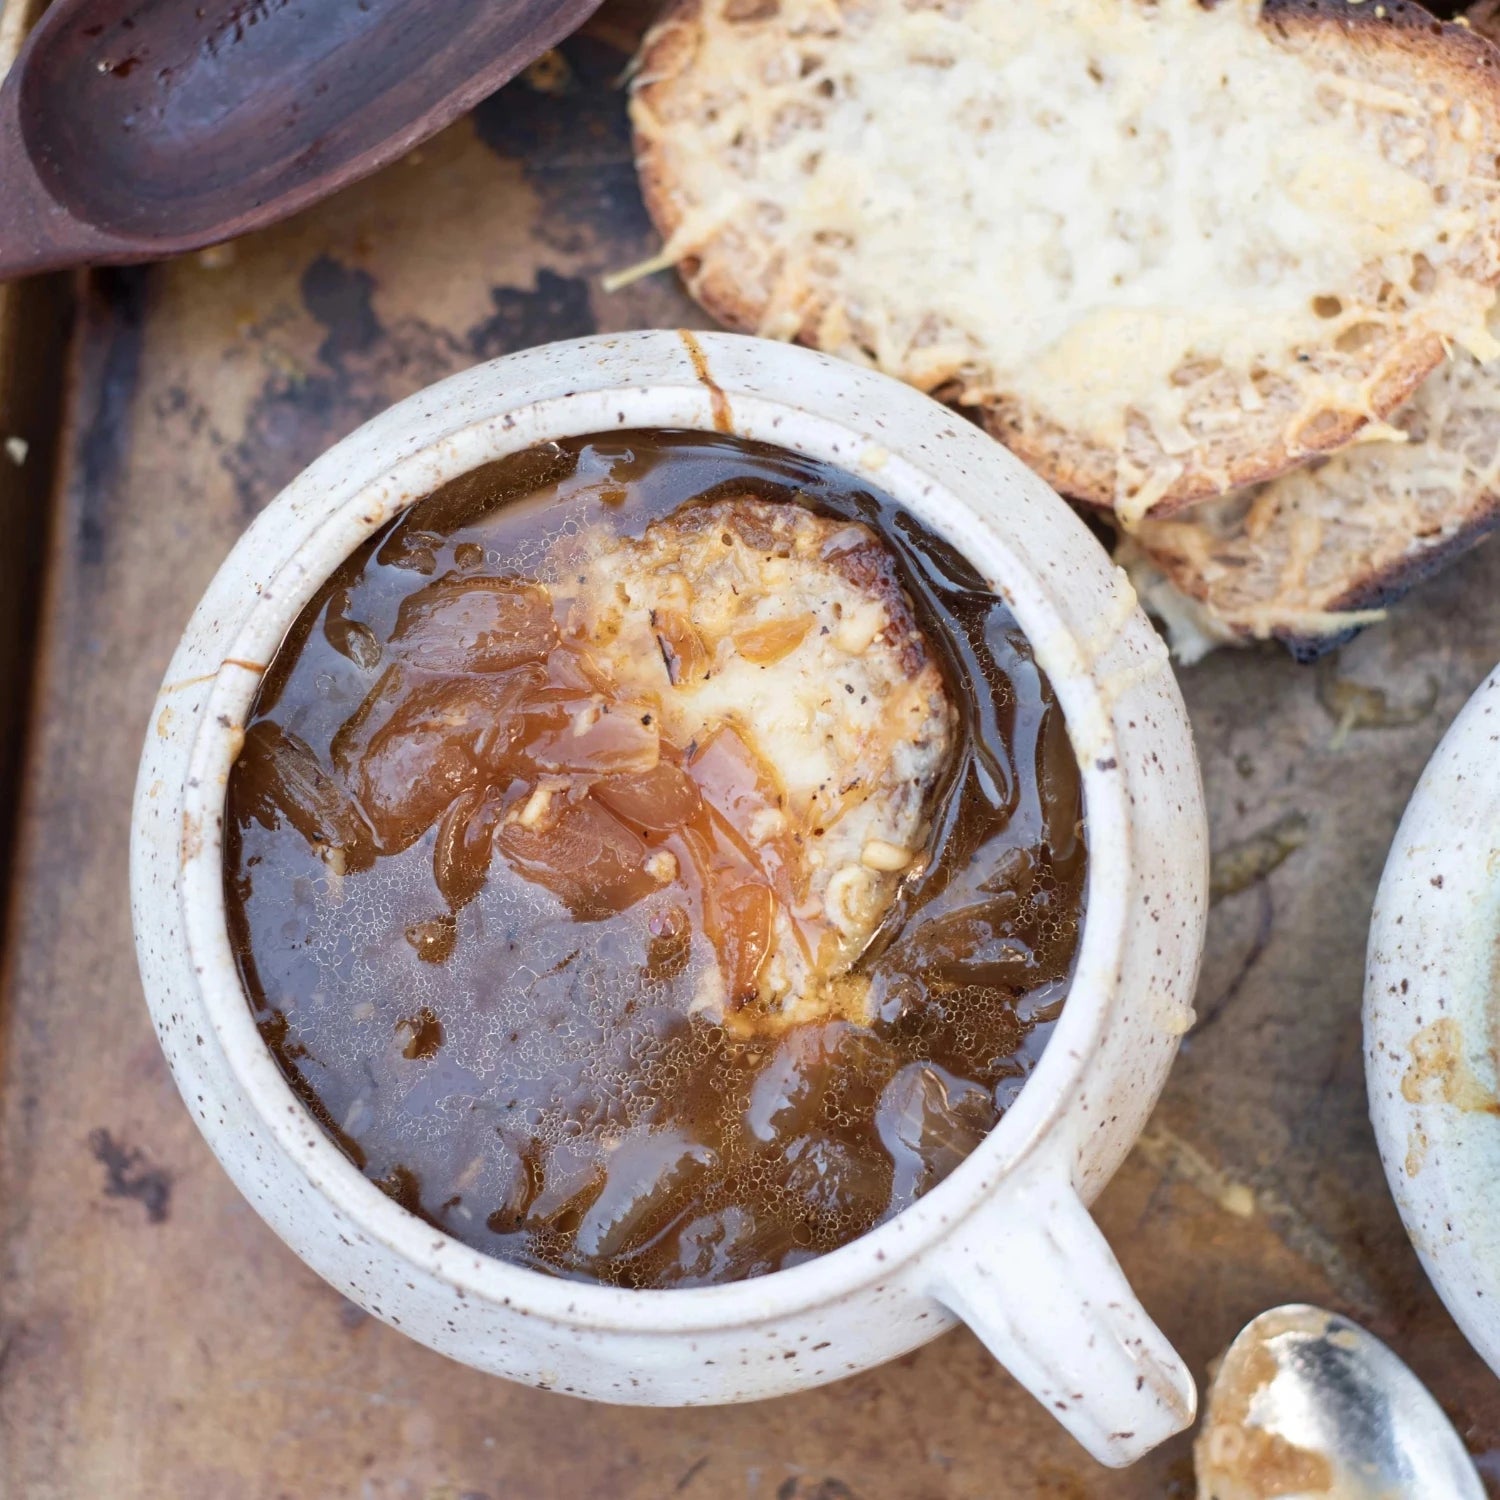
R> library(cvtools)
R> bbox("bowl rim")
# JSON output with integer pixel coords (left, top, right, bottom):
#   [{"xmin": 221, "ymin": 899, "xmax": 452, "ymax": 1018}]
[
  {"xmin": 1365, "ymin": 664, "xmax": 1500, "ymax": 1375},
  {"xmin": 170, "ymin": 330, "xmax": 1141, "ymax": 1334}
]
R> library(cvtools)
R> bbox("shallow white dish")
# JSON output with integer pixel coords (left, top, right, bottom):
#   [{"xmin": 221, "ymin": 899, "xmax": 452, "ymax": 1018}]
[
  {"xmin": 1367, "ymin": 665, "xmax": 1500, "ymax": 1374},
  {"xmin": 132, "ymin": 329, "xmax": 1208, "ymax": 1465}
]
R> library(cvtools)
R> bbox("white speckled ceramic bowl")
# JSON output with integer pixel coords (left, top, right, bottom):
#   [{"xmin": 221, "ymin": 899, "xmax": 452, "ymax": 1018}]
[
  {"xmin": 1367, "ymin": 665, "xmax": 1500, "ymax": 1375},
  {"xmin": 131, "ymin": 330, "xmax": 1208, "ymax": 1467}
]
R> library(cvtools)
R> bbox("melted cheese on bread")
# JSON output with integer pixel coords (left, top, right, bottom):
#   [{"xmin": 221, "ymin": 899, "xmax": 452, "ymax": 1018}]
[
  {"xmin": 549, "ymin": 497, "xmax": 954, "ymax": 1029},
  {"xmin": 630, "ymin": 0, "xmax": 1500, "ymax": 516}
]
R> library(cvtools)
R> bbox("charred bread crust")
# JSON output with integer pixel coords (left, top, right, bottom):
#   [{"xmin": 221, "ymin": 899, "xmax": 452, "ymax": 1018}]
[
  {"xmin": 1264, "ymin": 0, "xmax": 1495, "ymax": 46},
  {"xmin": 1154, "ymin": 491, "xmax": 1500, "ymax": 661},
  {"xmin": 1292, "ymin": 493, "xmax": 1500, "ymax": 656}
]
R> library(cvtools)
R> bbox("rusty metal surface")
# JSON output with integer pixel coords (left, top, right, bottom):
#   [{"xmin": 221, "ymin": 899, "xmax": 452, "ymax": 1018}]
[{"xmin": 4, "ymin": 8, "xmax": 1500, "ymax": 1496}]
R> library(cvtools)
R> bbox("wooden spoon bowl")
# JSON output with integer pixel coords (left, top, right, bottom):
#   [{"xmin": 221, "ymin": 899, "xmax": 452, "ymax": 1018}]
[{"xmin": 0, "ymin": 0, "xmax": 603, "ymax": 279}]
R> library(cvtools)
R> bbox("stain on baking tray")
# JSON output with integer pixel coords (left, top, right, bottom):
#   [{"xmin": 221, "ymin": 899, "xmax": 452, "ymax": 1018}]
[
  {"xmin": 672, "ymin": 1455, "xmax": 709, "ymax": 1493},
  {"xmin": 196, "ymin": 26, "xmax": 683, "ymax": 521},
  {"xmin": 1197, "ymin": 813, "xmax": 1310, "ymax": 1035},
  {"xmin": 74, "ymin": 268, "xmax": 149, "ymax": 568},
  {"xmin": 1194, "ymin": 883, "xmax": 1273, "ymax": 1037},
  {"xmin": 88, "ymin": 1128, "xmax": 172, "ymax": 1224},
  {"xmin": 775, "ymin": 1479, "xmax": 860, "ymax": 1500},
  {"xmin": 468, "ymin": 268, "xmax": 596, "ymax": 360},
  {"xmin": 299, "ymin": 255, "xmax": 382, "ymax": 366},
  {"xmin": 1210, "ymin": 811, "xmax": 1310, "ymax": 904},
  {"xmin": 336, "ymin": 1297, "xmax": 369, "ymax": 1332},
  {"xmin": 472, "ymin": 33, "xmax": 655, "ymax": 254},
  {"xmin": 1317, "ymin": 658, "xmax": 1440, "ymax": 745},
  {"xmin": 220, "ymin": 261, "xmax": 593, "ymax": 519}
]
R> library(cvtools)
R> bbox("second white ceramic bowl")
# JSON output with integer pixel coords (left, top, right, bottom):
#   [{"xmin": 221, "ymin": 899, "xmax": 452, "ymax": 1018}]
[
  {"xmin": 1367, "ymin": 665, "xmax": 1500, "ymax": 1376},
  {"xmin": 132, "ymin": 331, "xmax": 1208, "ymax": 1466}
]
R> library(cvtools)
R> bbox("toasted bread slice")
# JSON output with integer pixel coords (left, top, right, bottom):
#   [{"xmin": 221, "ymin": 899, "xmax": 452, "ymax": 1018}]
[
  {"xmin": 629, "ymin": 0, "xmax": 1500, "ymax": 521},
  {"xmin": 1119, "ymin": 1, "xmax": 1500, "ymax": 660},
  {"xmin": 1122, "ymin": 307, "xmax": 1500, "ymax": 659}
]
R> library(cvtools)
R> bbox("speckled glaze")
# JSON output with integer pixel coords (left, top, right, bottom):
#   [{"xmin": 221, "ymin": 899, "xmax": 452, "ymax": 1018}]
[
  {"xmin": 131, "ymin": 331, "xmax": 1208, "ymax": 1467},
  {"xmin": 1367, "ymin": 666, "xmax": 1500, "ymax": 1377}
]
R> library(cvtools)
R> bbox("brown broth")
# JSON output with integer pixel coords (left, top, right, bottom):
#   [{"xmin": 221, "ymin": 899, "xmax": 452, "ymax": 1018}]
[{"xmin": 224, "ymin": 431, "xmax": 1086, "ymax": 1288}]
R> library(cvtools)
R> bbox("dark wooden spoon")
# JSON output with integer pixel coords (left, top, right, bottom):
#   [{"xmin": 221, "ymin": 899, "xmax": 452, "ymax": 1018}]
[{"xmin": 0, "ymin": 0, "xmax": 604, "ymax": 280}]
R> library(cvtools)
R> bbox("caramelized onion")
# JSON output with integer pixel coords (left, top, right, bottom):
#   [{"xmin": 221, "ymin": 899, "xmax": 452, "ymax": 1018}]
[
  {"xmin": 235, "ymin": 721, "xmax": 375, "ymax": 872},
  {"xmin": 332, "ymin": 666, "xmax": 537, "ymax": 851},
  {"xmin": 732, "ymin": 612, "xmax": 814, "ymax": 665},
  {"xmin": 496, "ymin": 794, "xmax": 657, "ymax": 921},
  {"xmin": 651, "ymin": 606, "xmax": 710, "ymax": 686},
  {"xmin": 715, "ymin": 882, "xmax": 777, "ymax": 1010},
  {"xmin": 518, "ymin": 692, "xmax": 661, "ymax": 778},
  {"xmin": 392, "ymin": 573, "xmax": 557, "ymax": 673},
  {"xmin": 594, "ymin": 760, "xmax": 703, "ymax": 832},
  {"xmin": 432, "ymin": 786, "xmax": 506, "ymax": 912}
]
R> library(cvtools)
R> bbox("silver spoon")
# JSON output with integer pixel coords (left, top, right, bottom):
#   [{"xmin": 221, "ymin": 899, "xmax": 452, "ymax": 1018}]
[{"xmin": 1195, "ymin": 1304, "xmax": 1485, "ymax": 1500}]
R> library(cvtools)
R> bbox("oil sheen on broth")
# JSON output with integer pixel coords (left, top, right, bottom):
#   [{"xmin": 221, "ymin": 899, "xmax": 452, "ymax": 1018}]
[{"xmin": 225, "ymin": 432, "xmax": 1086, "ymax": 1289}]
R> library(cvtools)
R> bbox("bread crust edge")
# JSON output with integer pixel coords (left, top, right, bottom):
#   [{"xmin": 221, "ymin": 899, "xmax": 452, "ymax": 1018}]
[{"xmin": 1141, "ymin": 490, "xmax": 1500, "ymax": 659}]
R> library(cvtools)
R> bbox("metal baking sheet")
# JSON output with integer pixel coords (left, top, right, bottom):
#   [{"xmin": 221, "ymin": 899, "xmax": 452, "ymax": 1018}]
[{"xmin": 4, "ymin": 4, "xmax": 1500, "ymax": 1493}]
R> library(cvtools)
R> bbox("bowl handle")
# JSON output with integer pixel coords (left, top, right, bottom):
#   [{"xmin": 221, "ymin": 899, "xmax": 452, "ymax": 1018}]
[{"xmin": 926, "ymin": 1161, "xmax": 1196, "ymax": 1467}]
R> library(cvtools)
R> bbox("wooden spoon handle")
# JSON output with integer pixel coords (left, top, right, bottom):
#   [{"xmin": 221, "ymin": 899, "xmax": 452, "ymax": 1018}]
[{"xmin": 0, "ymin": 68, "xmax": 137, "ymax": 280}]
